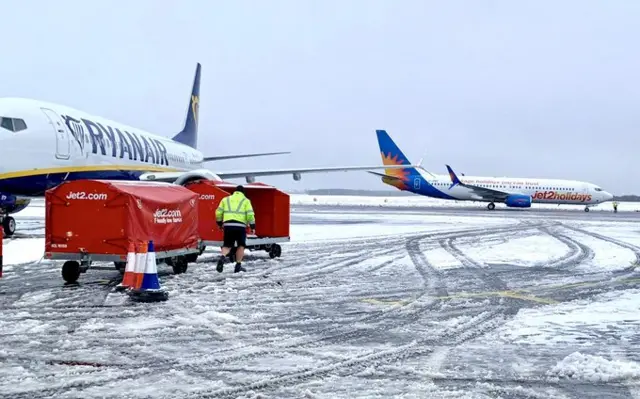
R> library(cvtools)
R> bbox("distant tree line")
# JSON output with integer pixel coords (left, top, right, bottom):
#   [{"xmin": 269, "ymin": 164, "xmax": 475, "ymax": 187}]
[{"xmin": 304, "ymin": 189, "xmax": 639, "ymax": 202}]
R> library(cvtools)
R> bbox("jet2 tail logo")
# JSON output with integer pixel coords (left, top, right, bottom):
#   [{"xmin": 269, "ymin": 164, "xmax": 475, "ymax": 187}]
[{"xmin": 153, "ymin": 208, "xmax": 183, "ymax": 224}]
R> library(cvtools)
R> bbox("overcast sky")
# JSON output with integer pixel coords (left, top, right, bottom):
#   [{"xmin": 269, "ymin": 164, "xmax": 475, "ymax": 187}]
[{"xmin": 2, "ymin": 1, "xmax": 638, "ymax": 194}]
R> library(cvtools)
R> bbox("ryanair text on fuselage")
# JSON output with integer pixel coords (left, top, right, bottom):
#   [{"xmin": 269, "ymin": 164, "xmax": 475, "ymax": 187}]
[{"xmin": 61, "ymin": 114, "xmax": 170, "ymax": 166}]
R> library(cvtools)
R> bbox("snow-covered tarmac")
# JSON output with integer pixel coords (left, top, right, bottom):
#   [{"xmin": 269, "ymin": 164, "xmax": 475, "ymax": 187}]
[{"xmin": 2, "ymin": 197, "xmax": 640, "ymax": 398}]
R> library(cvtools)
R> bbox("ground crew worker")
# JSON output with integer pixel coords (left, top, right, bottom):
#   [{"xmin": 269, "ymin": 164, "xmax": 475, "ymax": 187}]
[
  {"xmin": 613, "ymin": 201, "xmax": 618, "ymax": 213},
  {"xmin": 215, "ymin": 185, "xmax": 256, "ymax": 273}
]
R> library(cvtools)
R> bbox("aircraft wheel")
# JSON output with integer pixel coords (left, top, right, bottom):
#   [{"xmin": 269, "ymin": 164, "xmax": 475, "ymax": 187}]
[
  {"xmin": 2, "ymin": 216, "xmax": 16, "ymax": 236},
  {"xmin": 584, "ymin": 207, "xmax": 590, "ymax": 212},
  {"xmin": 62, "ymin": 261, "xmax": 81, "ymax": 283},
  {"xmin": 487, "ymin": 202, "xmax": 495, "ymax": 210}
]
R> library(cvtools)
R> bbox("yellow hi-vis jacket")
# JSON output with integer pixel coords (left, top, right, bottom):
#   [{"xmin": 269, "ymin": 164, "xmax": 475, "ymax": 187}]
[{"xmin": 216, "ymin": 191, "xmax": 256, "ymax": 229}]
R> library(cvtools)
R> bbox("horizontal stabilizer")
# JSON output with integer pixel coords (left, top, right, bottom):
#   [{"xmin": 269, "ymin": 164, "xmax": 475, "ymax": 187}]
[
  {"xmin": 367, "ymin": 171, "xmax": 404, "ymax": 181},
  {"xmin": 203, "ymin": 151, "xmax": 290, "ymax": 162}
]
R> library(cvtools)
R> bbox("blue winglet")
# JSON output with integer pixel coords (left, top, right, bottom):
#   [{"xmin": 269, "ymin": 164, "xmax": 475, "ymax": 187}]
[{"xmin": 445, "ymin": 164, "xmax": 462, "ymax": 189}]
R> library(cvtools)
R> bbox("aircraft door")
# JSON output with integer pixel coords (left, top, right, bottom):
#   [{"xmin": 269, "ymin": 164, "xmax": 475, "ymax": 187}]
[{"xmin": 41, "ymin": 108, "xmax": 70, "ymax": 160}]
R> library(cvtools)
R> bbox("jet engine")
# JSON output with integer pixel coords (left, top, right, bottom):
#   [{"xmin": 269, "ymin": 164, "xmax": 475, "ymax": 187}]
[
  {"xmin": 246, "ymin": 176, "xmax": 256, "ymax": 183},
  {"xmin": 0, "ymin": 194, "xmax": 31, "ymax": 215},
  {"xmin": 504, "ymin": 194, "xmax": 532, "ymax": 208},
  {"xmin": 293, "ymin": 172, "xmax": 302, "ymax": 181},
  {"xmin": 171, "ymin": 169, "xmax": 223, "ymax": 186}
]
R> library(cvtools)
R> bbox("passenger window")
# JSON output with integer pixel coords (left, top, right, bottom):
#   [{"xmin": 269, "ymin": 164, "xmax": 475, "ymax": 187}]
[
  {"xmin": 0, "ymin": 117, "xmax": 14, "ymax": 131},
  {"xmin": 13, "ymin": 119, "xmax": 27, "ymax": 132}
]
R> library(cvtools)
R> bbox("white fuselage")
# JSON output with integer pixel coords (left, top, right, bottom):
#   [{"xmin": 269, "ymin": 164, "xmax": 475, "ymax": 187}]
[
  {"xmin": 0, "ymin": 97, "xmax": 208, "ymax": 196},
  {"xmin": 405, "ymin": 169, "xmax": 613, "ymax": 205}
]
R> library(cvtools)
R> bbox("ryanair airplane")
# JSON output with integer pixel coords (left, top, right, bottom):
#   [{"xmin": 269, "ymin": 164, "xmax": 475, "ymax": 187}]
[{"xmin": 0, "ymin": 63, "xmax": 412, "ymax": 236}]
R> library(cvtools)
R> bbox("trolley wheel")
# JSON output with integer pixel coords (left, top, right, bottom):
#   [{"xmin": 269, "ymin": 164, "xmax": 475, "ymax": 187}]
[
  {"xmin": 268, "ymin": 245, "xmax": 278, "ymax": 259},
  {"xmin": 274, "ymin": 244, "xmax": 282, "ymax": 258},
  {"xmin": 62, "ymin": 260, "xmax": 81, "ymax": 283},
  {"xmin": 172, "ymin": 256, "xmax": 188, "ymax": 274},
  {"xmin": 2, "ymin": 216, "xmax": 16, "ymax": 237},
  {"xmin": 114, "ymin": 261, "xmax": 126, "ymax": 274},
  {"xmin": 185, "ymin": 253, "xmax": 199, "ymax": 263}
]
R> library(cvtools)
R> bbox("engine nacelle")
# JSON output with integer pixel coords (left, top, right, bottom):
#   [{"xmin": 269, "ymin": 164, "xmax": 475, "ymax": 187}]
[
  {"xmin": 246, "ymin": 176, "xmax": 255, "ymax": 183},
  {"xmin": 0, "ymin": 193, "xmax": 31, "ymax": 215},
  {"xmin": 172, "ymin": 169, "xmax": 222, "ymax": 186},
  {"xmin": 293, "ymin": 172, "xmax": 302, "ymax": 181},
  {"xmin": 504, "ymin": 194, "xmax": 532, "ymax": 208}
]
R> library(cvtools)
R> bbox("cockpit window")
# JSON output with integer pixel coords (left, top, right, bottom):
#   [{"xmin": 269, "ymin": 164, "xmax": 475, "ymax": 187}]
[
  {"xmin": 594, "ymin": 187, "xmax": 603, "ymax": 192},
  {"xmin": 13, "ymin": 119, "xmax": 27, "ymax": 132},
  {"xmin": 0, "ymin": 117, "xmax": 13, "ymax": 131},
  {"xmin": 0, "ymin": 117, "xmax": 27, "ymax": 132}
]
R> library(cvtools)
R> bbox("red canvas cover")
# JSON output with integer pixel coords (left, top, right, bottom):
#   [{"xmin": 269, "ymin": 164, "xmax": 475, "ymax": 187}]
[
  {"xmin": 185, "ymin": 180, "xmax": 290, "ymax": 242},
  {"xmin": 45, "ymin": 180, "xmax": 199, "ymax": 256}
]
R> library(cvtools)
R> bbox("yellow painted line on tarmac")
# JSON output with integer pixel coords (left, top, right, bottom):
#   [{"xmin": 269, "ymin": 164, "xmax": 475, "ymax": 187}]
[
  {"xmin": 360, "ymin": 298, "xmax": 409, "ymax": 306},
  {"xmin": 359, "ymin": 275, "xmax": 640, "ymax": 308},
  {"xmin": 435, "ymin": 291, "xmax": 558, "ymax": 305}
]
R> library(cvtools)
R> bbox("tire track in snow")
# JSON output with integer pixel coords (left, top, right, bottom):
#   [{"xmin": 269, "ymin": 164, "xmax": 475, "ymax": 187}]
[
  {"xmin": 178, "ymin": 226, "xmax": 520, "ymax": 365},
  {"xmin": 562, "ymin": 224, "xmax": 640, "ymax": 264},
  {"xmin": 537, "ymin": 226, "xmax": 595, "ymax": 269},
  {"xmin": 181, "ymin": 309, "xmax": 512, "ymax": 399}
]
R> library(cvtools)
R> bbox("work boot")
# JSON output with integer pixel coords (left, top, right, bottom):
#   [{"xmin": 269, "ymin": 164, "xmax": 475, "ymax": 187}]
[
  {"xmin": 216, "ymin": 256, "xmax": 226, "ymax": 273},
  {"xmin": 234, "ymin": 262, "xmax": 246, "ymax": 273}
]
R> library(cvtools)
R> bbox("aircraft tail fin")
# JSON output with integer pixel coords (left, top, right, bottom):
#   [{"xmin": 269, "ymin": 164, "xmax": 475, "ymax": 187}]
[
  {"xmin": 375, "ymin": 130, "xmax": 419, "ymax": 177},
  {"xmin": 172, "ymin": 63, "xmax": 201, "ymax": 149}
]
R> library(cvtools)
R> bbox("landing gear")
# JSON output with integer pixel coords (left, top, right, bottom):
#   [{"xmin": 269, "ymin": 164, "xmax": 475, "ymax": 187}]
[
  {"xmin": 584, "ymin": 206, "xmax": 590, "ymax": 213},
  {"xmin": 1, "ymin": 216, "xmax": 15, "ymax": 237},
  {"xmin": 487, "ymin": 202, "xmax": 495, "ymax": 211}
]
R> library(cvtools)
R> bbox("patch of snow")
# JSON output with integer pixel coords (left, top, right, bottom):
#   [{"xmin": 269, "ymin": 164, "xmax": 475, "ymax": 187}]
[
  {"xmin": 424, "ymin": 247, "xmax": 464, "ymax": 269},
  {"xmin": 494, "ymin": 289, "xmax": 640, "ymax": 346},
  {"xmin": 2, "ymin": 238, "xmax": 44, "ymax": 266},
  {"xmin": 548, "ymin": 351, "xmax": 640, "ymax": 382},
  {"xmin": 463, "ymin": 234, "xmax": 570, "ymax": 267},
  {"xmin": 565, "ymin": 230, "xmax": 637, "ymax": 272}
]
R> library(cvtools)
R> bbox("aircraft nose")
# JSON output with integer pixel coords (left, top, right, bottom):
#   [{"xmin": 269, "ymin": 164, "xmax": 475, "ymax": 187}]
[{"xmin": 605, "ymin": 191, "xmax": 614, "ymax": 200}]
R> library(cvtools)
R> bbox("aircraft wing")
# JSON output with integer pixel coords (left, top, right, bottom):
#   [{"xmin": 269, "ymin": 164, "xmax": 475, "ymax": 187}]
[
  {"xmin": 203, "ymin": 151, "xmax": 290, "ymax": 162},
  {"xmin": 139, "ymin": 164, "xmax": 417, "ymax": 183},
  {"xmin": 216, "ymin": 164, "xmax": 415, "ymax": 180},
  {"xmin": 445, "ymin": 164, "xmax": 519, "ymax": 201}
]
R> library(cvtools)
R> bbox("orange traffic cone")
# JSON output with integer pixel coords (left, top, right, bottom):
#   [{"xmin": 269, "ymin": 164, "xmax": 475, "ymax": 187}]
[
  {"xmin": 133, "ymin": 240, "xmax": 148, "ymax": 290},
  {"xmin": 129, "ymin": 240, "xmax": 169, "ymax": 302},
  {"xmin": 115, "ymin": 241, "xmax": 137, "ymax": 292}
]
